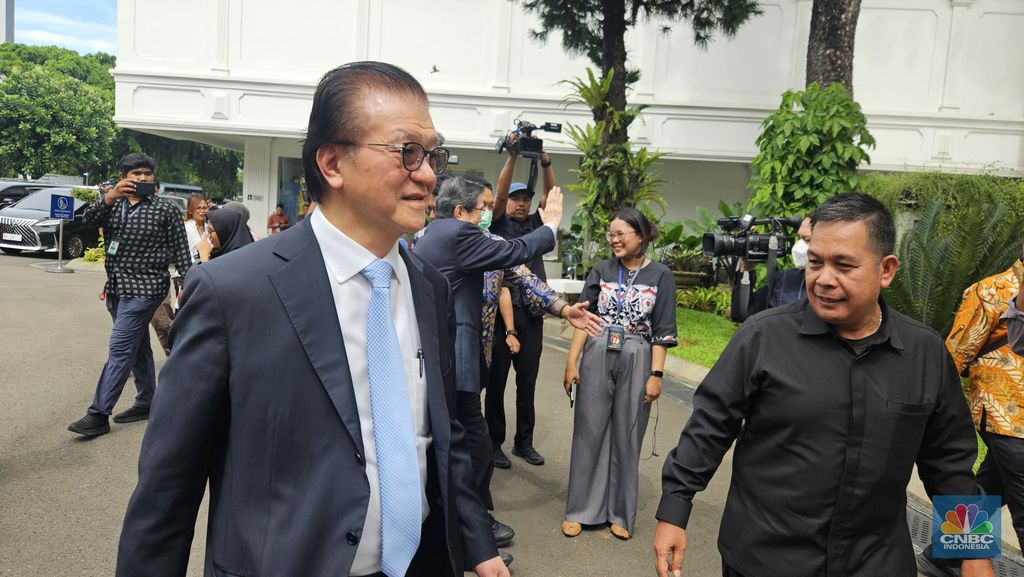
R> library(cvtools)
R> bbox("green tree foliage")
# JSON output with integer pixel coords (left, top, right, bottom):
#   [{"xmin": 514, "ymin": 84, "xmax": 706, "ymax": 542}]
[
  {"xmin": 0, "ymin": 65, "xmax": 115, "ymax": 179},
  {"xmin": 562, "ymin": 69, "xmax": 665, "ymax": 270},
  {"xmin": 884, "ymin": 199, "xmax": 1023, "ymax": 337},
  {"xmin": 519, "ymin": 0, "xmax": 761, "ymax": 145},
  {"xmin": 748, "ymin": 83, "xmax": 875, "ymax": 218},
  {"xmin": 0, "ymin": 43, "xmax": 241, "ymax": 197}
]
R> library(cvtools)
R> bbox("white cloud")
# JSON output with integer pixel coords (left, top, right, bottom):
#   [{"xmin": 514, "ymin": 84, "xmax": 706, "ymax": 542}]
[{"xmin": 18, "ymin": 28, "xmax": 115, "ymax": 54}]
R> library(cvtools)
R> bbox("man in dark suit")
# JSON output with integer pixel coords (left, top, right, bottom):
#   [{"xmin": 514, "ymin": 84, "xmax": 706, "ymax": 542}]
[{"xmin": 116, "ymin": 62, "xmax": 507, "ymax": 577}]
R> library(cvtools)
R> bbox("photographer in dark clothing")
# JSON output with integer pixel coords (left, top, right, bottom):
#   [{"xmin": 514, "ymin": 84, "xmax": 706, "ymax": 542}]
[
  {"xmin": 731, "ymin": 216, "xmax": 811, "ymax": 322},
  {"xmin": 486, "ymin": 140, "xmax": 556, "ymax": 468}
]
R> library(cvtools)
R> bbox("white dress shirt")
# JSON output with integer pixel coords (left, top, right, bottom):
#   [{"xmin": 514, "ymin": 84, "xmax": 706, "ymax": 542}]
[{"xmin": 310, "ymin": 209, "xmax": 431, "ymax": 576}]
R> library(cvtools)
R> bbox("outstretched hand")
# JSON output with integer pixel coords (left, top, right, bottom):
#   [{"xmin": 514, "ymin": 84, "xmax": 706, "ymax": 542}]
[
  {"xmin": 537, "ymin": 186, "xmax": 563, "ymax": 228},
  {"xmin": 563, "ymin": 301, "xmax": 603, "ymax": 336}
]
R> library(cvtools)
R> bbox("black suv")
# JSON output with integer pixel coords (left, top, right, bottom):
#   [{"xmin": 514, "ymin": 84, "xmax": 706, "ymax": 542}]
[
  {"xmin": 0, "ymin": 180, "xmax": 66, "ymax": 209},
  {"xmin": 0, "ymin": 188, "xmax": 100, "ymax": 259}
]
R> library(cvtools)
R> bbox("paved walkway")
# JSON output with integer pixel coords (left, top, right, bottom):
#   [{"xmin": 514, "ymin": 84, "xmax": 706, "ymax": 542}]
[{"xmin": 1, "ymin": 252, "xmax": 1019, "ymax": 576}]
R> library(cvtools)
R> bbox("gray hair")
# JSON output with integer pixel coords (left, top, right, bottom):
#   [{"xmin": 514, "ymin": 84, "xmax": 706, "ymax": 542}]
[
  {"xmin": 221, "ymin": 201, "xmax": 251, "ymax": 225},
  {"xmin": 434, "ymin": 176, "xmax": 486, "ymax": 219}
]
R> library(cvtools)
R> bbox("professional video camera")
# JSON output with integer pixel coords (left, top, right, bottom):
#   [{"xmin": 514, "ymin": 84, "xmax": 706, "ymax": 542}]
[
  {"xmin": 704, "ymin": 213, "xmax": 803, "ymax": 322},
  {"xmin": 702, "ymin": 214, "xmax": 804, "ymax": 262},
  {"xmin": 496, "ymin": 119, "xmax": 562, "ymax": 160}
]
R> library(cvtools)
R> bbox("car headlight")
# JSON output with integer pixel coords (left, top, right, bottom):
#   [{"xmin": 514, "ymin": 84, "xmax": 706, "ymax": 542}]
[{"xmin": 35, "ymin": 219, "xmax": 61, "ymax": 227}]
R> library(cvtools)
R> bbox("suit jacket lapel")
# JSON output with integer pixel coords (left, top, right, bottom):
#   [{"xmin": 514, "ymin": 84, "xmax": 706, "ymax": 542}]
[
  {"xmin": 269, "ymin": 222, "xmax": 364, "ymax": 454},
  {"xmin": 402, "ymin": 248, "xmax": 451, "ymax": 458}
]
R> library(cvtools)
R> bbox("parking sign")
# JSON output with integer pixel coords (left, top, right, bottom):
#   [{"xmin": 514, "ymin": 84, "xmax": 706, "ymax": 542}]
[{"xmin": 50, "ymin": 194, "xmax": 75, "ymax": 220}]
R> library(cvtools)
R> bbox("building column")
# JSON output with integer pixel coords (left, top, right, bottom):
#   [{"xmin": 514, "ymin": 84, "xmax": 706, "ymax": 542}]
[
  {"xmin": 242, "ymin": 137, "xmax": 272, "ymax": 237},
  {"xmin": 939, "ymin": 0, "xmax": 976, "ymax": 112}
]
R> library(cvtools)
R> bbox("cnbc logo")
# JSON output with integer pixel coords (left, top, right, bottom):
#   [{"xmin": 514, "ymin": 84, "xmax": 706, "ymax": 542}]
[{"xmin": 932, "ymin": 496, "xmax": 1001, "ymax": 558}]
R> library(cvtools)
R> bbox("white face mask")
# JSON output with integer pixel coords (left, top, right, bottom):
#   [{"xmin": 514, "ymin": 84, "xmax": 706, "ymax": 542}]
[{"xmin": 791, "ymin": 238, "xmax": 809, "ymax": 269}]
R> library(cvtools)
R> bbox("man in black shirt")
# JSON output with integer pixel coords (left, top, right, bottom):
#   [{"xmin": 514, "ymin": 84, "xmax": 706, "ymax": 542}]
[
  {"xmin": 653, "ymin": 193, "xmax": 993, "ymax": 577},
  {"xmin": 486, "ymin": 144, "xmax": 556, "ymax": 468},
  {"xmin": 68, "ymin": 153, "xmax": 192, "ymax": 437}
]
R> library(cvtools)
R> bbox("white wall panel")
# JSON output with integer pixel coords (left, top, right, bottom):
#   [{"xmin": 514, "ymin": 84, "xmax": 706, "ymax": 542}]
[
  {"xmin": 854, "ymin": 6, "xmax": 941, "ymax": 111},
  {"xmin": 237, "ymin": 93, "xmax": 312, "ymax": 127},
  {"xmin": 132, "ymin": 87, "xmax": 205, "ymax": 119},
  {"xmin": 127, "ymin": 0, "xmax": 216, "ymax": 70},
  {"xmin": 656, "ymin": 3, "xmax": 794, "ymax": 106},
  {"xmin": 959, "ymin": 10, "xmax": 1024, "ymax": 117},
  {"xmin": 869, "ymin": 127, "xmax": 926, "ymax": 163},
  {"xmin": 378, "ymin": 0, "xmax": 497, "ymax": 90},
  {"xmin": 235, "ymin": 1, "xmax": 361, "ymax": 80}
]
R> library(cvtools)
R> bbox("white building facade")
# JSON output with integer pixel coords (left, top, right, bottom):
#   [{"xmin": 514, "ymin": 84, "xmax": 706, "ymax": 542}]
[{"xmin": 112, "ymin": 0, "xmax": 1024, "ymax": 232}]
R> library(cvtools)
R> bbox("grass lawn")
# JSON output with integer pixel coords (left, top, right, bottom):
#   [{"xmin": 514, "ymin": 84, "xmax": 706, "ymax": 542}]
[{"xmin": 669, "ymin": 308, "xmax": 738, "ymax": 368}]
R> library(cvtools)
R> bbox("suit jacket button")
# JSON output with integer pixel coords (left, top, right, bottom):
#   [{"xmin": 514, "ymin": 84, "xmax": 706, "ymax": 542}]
[
  {"xmin": 355, "ymin": 452, "xmax": 364, "ymax": 466},
  {"xmin": 346, "ymin": 531, "xmax": 359, "ymax": 545}
]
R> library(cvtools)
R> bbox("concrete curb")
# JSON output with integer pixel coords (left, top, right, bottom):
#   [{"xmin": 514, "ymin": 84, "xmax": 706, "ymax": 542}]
[{"xmin": 66, "ymin": 258, "xmax": 105, "ymax": 272}]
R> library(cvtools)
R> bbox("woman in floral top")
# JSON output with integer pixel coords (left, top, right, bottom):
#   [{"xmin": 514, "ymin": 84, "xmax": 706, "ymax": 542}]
[{"xmin": 561, "ymin": 207, "xmax": 678, "ymax": 541}]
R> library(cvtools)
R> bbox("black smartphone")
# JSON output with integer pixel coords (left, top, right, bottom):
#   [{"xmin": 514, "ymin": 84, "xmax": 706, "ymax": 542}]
[{"xmin": 133, "ymin": 181, "xmax": 156, "ymax": 197}]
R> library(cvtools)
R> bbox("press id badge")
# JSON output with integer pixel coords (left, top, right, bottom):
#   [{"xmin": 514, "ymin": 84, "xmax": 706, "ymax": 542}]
[
  {"xmin": 107, "ymin": 238, "xmax": 121, "ymax": 255},
  {"xmin": 606, "ymin": 325, "xmax": 625, "ymax": 351}
]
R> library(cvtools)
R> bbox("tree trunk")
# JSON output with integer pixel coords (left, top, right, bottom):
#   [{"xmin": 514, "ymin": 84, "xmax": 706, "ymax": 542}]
[
  {"xmin": 806, "ymin": 0, "xmax": 861, "ymax": 97},
  {"xmin": 600, "ymin": 0, "xmax": 629, "ymax": 147}
]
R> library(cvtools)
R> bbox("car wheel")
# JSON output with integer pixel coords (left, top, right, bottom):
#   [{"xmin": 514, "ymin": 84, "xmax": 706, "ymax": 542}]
[
  {"xmin": 0, "ymin": 247, "xmax": 20, "ymax": 255},
  {"xmin": 63, "ymin": 234, "xmax": 85, "ymax": 259}
]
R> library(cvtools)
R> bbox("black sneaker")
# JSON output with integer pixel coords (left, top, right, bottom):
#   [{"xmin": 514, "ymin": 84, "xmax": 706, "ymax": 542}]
[
  {"xmin": 491, "ymin": 516, "xmax": 515, "ymax": 548},
  {"xmin": 512, "ymin": 445, "xmax": 545, "ymax": 466},
  {"xmin": 499, "ymin": 549, "xmax": 513, "ymax": 567},
  {"xmin": 113, "ymin": 405, "xmax": 150, "ymax": 423},
  {"xmin": 68, "ymin": 413, "xmax": 110, "ymax": 437},
  {"xmin": 493, "ymin": 446, "xmax": 511, "ymax": 469}
]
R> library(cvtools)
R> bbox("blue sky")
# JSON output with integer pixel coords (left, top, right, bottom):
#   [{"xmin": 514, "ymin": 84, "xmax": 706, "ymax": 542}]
[{"xmin": 13, "ymin": 0, "xmax": 118, "ymax": 55}]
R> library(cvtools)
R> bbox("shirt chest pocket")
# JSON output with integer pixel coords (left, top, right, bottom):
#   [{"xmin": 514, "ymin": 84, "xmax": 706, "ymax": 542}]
[{"xmin": 867, "ymin": 398, "xmax": 932, "ymax": 476}]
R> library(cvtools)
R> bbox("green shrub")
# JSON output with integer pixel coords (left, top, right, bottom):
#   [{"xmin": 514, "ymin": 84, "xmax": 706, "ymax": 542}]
[
  {"xmin": 748, "ymin": 83, "xmax": 875, "ymax": 218},
  {"xmin": 81, "ymin": 235, "xmax": 104, "ymax": 262},
  {"xmin": 884, "ymin": 198, "xmax": 1022, "ymax": 337},
  {"xmin": 861, "ymin": 171, "xmax": 1024, "ymax": 221},
  {"xmin": 676, "ymin": 285, "xmax": 731, "ymax": 317},
  {"xmin": 71, "ymin": 187, "xmax": 98, "ymax": 204}
]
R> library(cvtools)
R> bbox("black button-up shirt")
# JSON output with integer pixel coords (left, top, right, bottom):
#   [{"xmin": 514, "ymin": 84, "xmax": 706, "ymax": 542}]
[
  {"xmin": 658, "ymin": 298, "xmax": 979, "ymax": 577},
  {"xmin": 82, "ymin": 195, "xmax": 192, "ymax": 299}
]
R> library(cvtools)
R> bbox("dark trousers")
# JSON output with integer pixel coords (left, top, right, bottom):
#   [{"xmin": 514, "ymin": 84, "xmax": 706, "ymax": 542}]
[
  {"xmin": 456, "ymin": 390, "xmax": 494, "ymax": 511},
  {"xmin": 88, "ymin": 295, "xmax": 163, "ymax": 415},
  {"xmin": 976, "ymin": 430, "xmax": 1024, "ymax": 547},
  {"xmin": 722, "ymin": 563, "xmax": 747, "ymax": 577},
  {"xmin": 923, "ymin": 428, "xmax": 1024, "ymax": 569},
  {"xmin": 149, "ymin": 292, "xmax": 174, "ymax": 357},
  {"xmin": 486, "ymin": 307, "xmax": 544, "ymax": 450}
]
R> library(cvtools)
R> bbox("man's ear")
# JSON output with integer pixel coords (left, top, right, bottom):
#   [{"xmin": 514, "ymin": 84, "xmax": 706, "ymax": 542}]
[
  {"xmin": 315, "ymin": 144, "xmax": 345, "ymax": 191},
  {"xmin": 879, "ymin": 254, "xmax": 900, "ymax": 289}
]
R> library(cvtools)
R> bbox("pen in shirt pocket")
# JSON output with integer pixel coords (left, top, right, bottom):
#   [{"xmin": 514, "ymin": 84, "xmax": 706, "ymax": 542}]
[{"xmin": 416, "ymin": 349, "xmax": 424, "ymax": 378}]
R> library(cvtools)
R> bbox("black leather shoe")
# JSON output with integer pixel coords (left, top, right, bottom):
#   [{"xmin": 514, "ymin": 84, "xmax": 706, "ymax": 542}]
[
  {"xmin": 113, "ymin": 405, "xmax": 150, "ymax": 423},
  {"xmin": 512, "ymin": 445, "xmax": 545, "ymax": 466},
  {"xmin": 499, "ymin": 549, "xmax": 513, "ymax": 567},
  {"xmin": 493, "ymin": 446, "xmax": 511, "ymax": 469},
  {"xmin": 68, "ymin": 413, "xmax": 110, "ymax": 437},
  {"xmin": 491, "ymin": 516, "xmax": 515, "ymax": 547},
  {"xmin": 917, "ymin": 545, "xmax": 960, "ymax": 577}
]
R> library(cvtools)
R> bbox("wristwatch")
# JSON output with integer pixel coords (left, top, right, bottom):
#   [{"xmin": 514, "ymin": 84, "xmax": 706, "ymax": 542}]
[
  {"xmin": 505, "ymin": 329, "xmax": 518, "ymax": 336},
  {"xmin": 650, "ymin": 370, "xmax": 664, "ymax": 378}
]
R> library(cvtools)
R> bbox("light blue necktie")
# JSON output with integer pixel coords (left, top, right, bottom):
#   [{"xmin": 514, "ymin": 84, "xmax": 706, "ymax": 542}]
[{"xmin": 360, "ymin": 259, "xmax": 422, "ymax": 577}]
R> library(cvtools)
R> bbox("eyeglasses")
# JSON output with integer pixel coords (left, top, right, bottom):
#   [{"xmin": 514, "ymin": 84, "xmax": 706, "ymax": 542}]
[
  {"xmin": 333, "ymin": 141, "xmax": 450, "ymax": 175},
  {"xmin": 606, "ymin": 230, "xmax": 637, "ymax": 241}
]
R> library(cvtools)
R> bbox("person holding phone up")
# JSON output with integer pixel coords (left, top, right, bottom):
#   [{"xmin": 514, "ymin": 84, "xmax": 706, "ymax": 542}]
[
  {"xmin": 561, "ymin": 207, "xmax": 678, "ymax": 541},
  {"xmin": 68, "ymin": 153, "xmax": 192, "ymax": 437}
]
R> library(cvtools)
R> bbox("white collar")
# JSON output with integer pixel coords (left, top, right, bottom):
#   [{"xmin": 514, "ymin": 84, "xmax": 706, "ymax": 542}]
[{"xmin": 309, "ymin": 207, "xmax": 406, "ymax": 287}]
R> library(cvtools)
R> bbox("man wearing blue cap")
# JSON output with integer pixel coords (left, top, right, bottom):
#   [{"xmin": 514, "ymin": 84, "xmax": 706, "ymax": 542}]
[{"xmin": 486, "ymin": 143, "xmax": 557, "ymax": 469}]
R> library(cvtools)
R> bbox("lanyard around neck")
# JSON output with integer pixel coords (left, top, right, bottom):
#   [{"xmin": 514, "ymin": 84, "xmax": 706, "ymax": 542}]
[{"xmin": 616, "ymin": 260, "xmax": 642, "ymax": 323}]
